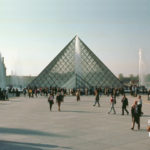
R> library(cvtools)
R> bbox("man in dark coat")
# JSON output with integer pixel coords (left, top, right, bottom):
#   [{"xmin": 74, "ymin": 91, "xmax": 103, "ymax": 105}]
[
  {"xmin": 121, "ymin": 95, "xmax": 129, "ymax": 115},
  {"xmin": 131, "ymin": 100, "xmax": 140, "ymax": 130}
]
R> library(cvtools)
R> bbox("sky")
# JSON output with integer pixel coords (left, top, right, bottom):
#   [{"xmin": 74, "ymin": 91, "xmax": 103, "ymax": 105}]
[{"xmin": 0, "ymin": 0, "xmax": 150, "ymax": 77}]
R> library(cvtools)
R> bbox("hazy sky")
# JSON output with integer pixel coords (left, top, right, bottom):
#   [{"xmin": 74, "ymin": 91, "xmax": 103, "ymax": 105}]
[{"xmin": 0, "ymin": 0, "xmax": 150, "ymax": 76}]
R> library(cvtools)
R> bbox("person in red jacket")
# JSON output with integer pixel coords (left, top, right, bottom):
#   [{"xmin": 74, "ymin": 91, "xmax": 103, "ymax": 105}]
[{"xmin": 108, "ymin": 94, "xmax": 116, "ymax": 114}]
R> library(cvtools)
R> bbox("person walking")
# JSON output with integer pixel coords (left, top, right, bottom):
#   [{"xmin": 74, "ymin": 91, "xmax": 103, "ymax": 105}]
[
  {"xmin": 121, "ymin": 95, "xmax": 129, "ymax": 115},
  {"xmin": 76, "ymin": 89, "xmax": 80, "ymax": 101},
  {"xmin": 93, "ymin": 89, "xmax": 100, "ymax": 107},
  {"xmin": 137, "ymin": 95, "xmax": 143, "ymax": 116},
  {"xmin": 28, "ymin": 88, "xmax": 32, "ymax": 98},
  {"xmin": 148, "ymin": 89, "xmax": 150, "ymax": 100},
  {"xmin": 23, "ymin": 88, "xmax": 27, "ymax": 97},
  {"xmin": 48, "ymin": 93, "xmax": 54, "ymax": 111},
  {"xmin": 108, "ymin": 95, "xmax": 116, "ymax": 114},
  {"xmin": 56, "ymin": 92, "xmax": 63, "ymax": 111},
  {"xmin": 131, "ymin": 100, "xmax": 140, "ymax": 130}
]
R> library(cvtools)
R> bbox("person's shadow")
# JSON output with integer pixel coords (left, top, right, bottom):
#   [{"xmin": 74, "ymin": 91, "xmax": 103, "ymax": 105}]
[
  {"xmin": 142, "ymin": 114, "xmax": 150, "ymax": 118},
  {"xmin": 0, "ymin": 127, "xmax": 68, "ymax": 138},
  {"xmin": 0, "ymin": 140, "xmax": 72, "ymax": 150}
]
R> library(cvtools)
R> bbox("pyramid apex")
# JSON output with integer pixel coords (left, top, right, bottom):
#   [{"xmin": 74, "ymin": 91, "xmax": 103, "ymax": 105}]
[
  {"xmin": 75, "ymin": 35, "xmax": 80, "ymax": 41},
  {"xmin": 75, "ymin": 35, "xmax": 79, "ymax": 38}
]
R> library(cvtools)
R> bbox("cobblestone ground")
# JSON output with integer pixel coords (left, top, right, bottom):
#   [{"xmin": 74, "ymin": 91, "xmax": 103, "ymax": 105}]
[{"xmin": 0, "ymin": 94, "xmax": 150, "ymax": 150}]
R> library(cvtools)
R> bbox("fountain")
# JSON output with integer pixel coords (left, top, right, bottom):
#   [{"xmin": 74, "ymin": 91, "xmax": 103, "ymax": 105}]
[
  {"xmin": 74, "ymin": 35, "xmax": 82, "ymax": 89},
  {"xmin": 138, "ymin": 48, "xmax": 150, "ymax": 88},
  {"xmin": 0, "ymin": 53, "xmax": 6, "ymax": 89},
  {"xmin": 139, "ymin": 49, "xmax": 144, "ymax": 86},
  {"xmin": 75, "ymin": 35, "xmax": 81, "ymax": 76},
  {"xmin": 10, "ymin": 70, "xmax": 23, "ymax": 88}
]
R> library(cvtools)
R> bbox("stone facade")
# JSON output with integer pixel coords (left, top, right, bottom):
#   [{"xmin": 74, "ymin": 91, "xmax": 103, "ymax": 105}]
[{"xmin": 0, "ymin": 54, "xmax": 6, "ymax": 89}]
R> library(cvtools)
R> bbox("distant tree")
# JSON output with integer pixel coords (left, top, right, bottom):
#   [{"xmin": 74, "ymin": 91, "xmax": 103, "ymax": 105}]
[
  {"xmin": 129, "ymin": 74, "xmax": 138, "ymax": 81},
  {"xmin": 118, "ymin": 74, "xmax": 139, "ymax": 84},
  {"xmin": 145, "ymin": 74, "xmax": 150, "ymax": 82},
  {"xmin": 118, "ymin": 73, "xmax": 124, "ymax": 81},
  {"xmin": 129, "ymin": 74, "xmax": 134, "ymax": 80}
]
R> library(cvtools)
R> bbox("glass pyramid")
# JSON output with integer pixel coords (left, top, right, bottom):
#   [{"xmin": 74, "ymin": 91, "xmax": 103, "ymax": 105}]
[{"xmin": 29, "ymin": 36, "xmax": 122, "ymax": 88}]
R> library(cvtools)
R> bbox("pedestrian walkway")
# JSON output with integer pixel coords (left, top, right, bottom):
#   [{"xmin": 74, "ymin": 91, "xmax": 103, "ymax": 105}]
[{"xmin": 0, "ymin": 95, "xmax": 149, "ymax": 150}]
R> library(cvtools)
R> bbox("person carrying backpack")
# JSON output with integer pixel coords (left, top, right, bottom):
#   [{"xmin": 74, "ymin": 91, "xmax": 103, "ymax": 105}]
[
  {"xmin": 137, "ymin": 95, "xmax": 143, "ymax": 116},
  {"xmin": 131, "ymin": 100, "xmax": 140, "ymax": 130}
]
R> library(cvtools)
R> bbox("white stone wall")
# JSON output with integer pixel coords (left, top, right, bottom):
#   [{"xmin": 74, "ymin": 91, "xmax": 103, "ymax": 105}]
[{"xmin": 0, "ymin": 53, "xmax": 6, "ymax": 89}]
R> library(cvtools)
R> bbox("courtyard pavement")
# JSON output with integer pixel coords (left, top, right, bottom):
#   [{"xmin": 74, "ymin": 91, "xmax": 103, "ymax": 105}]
[{"xmin": 0, "ymin": 94, "xmax": 150, "ymax": 150}]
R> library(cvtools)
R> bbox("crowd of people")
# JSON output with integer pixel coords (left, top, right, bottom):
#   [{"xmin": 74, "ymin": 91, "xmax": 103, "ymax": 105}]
[
  {"xmin": 1, "ymin": 85, "xmax": 150, "ymax": 100},
  {"xmin": 23, "ymin": 87, "xmax": 67, "ymax": 98},
  {"xmin": 21, "ymin": 86, "xmax": 150, "ymax": 98},
  {"xmin": 0, "ymin": 85, "xmax": 148, "ymax": 131}
]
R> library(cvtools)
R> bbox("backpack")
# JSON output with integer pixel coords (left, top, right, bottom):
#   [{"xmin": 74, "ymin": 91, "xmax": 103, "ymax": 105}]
[
  {"xmin": 124, "ymin": 98, "xmax": 128, "ymax": 106},
  {"xmin": 111, "ymin": 97, "xmax": 113, "ymax": 102},
  {"xmin": 134, "ymin": 106, "xmax": 139, "ymax": 115},
  {"xmin": 126, "ymin": 98, "xmax": 128, "ymax": 106},
  {"xmin": 111, "ymin": 97, "xmax": 116, "ymax": 104}
]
